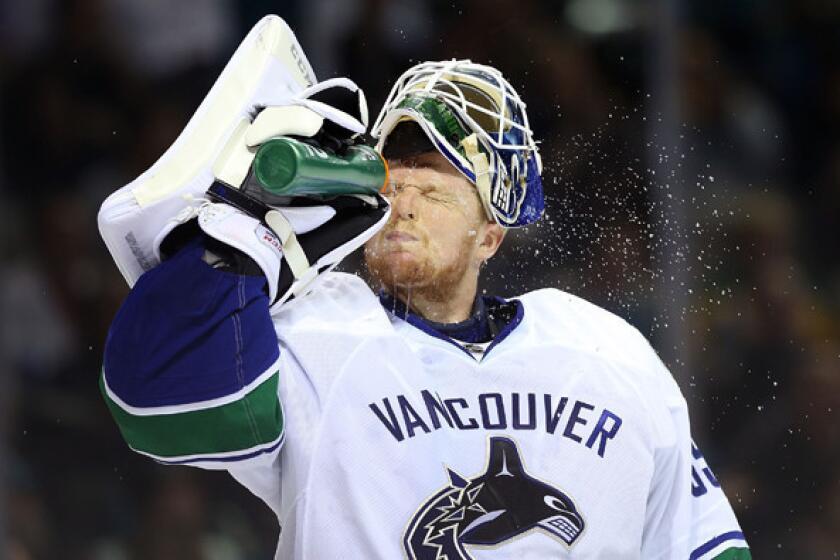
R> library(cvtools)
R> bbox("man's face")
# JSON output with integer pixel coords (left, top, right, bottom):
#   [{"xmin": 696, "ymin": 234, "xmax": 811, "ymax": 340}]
[{"xmin": 364, "ymin": 151, "xmax": 500, "ymax": 293}]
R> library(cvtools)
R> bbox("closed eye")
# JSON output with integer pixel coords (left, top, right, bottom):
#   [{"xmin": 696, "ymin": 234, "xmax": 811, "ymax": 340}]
[
  {"xmin": 384, "ymin": 182, "xmax": 449, "ymax": 202},
  {"xmin": 424, "ymin": 193, "xmax": 449, "ymax": 203},
  {"xmin": 421, "ymin": 187, "xmax": 456, "ymax": 203}
]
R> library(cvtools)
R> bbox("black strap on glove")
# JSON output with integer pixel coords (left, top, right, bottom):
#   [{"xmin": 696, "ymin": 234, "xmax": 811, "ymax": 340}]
[{"xmin": 207, "ymin": 179, "xmax": 388, "ymax": 300}]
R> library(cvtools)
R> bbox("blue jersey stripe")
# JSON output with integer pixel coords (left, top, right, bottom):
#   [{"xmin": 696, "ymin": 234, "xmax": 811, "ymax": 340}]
[
  {"xmin": 104, "ymin": 236, "xmax": 277, "ymax": 408},
  {"xmin": 152, "ymin": 432, "xmax": 285, "ymax": 465},
  {"xmin": 690, "ymin": 531, "xmax": 747, "ymax": 560}
]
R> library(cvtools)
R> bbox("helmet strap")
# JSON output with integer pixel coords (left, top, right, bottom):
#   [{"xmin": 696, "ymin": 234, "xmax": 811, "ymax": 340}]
[{"xmin": 461, "ymin": 133, "xmax": 495, "ymax": 223}]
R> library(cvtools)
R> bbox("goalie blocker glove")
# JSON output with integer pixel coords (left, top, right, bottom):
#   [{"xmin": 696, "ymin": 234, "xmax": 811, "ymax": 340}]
[
  {"xmin": 98, "ymin": 15, "xmax": 390, "ymax": 312},
  {"xmin": 192, "ymin": 84, "xmax": 390, "ymax": 308},
  {"xmin": 193, "ymin": 137, "xmax": 390, "ymax": 307}
]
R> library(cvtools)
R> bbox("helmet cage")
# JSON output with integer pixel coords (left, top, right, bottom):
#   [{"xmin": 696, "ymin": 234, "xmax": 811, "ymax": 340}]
[{"xmin": 372, "ymin": 60, "xmax": 544, "ymax": 227}]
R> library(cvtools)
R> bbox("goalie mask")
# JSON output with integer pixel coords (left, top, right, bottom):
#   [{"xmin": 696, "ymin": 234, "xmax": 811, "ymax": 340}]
[{"xmin": 371, "ymin": 60, "xmax": 544, "ymax": 228}]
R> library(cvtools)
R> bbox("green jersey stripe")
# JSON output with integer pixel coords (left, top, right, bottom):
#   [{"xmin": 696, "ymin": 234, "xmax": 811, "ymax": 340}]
[
  {"xmin": 100, "ymin": 371, "xmax": 283, "ymax": 458},
  {"xmin": 711, "ymin": 548, "xmax": 752, "ymax": 560}
]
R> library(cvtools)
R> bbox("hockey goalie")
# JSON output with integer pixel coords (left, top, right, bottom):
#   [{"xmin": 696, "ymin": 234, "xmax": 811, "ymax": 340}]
[{"xmin": 99, "ymin": 15, "xmax": 749, "ymax": 560}]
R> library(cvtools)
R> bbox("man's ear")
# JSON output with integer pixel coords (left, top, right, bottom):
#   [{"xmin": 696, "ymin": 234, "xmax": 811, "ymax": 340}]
[{"xmin": 476, "ymin": 222, "xmax": 505, "ymax": 263}]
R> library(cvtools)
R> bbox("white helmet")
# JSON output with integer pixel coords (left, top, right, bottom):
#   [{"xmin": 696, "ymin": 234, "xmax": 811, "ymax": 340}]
[{"xmin": 371, "ymin": 59, "xmax": 544, "ymax": 228}]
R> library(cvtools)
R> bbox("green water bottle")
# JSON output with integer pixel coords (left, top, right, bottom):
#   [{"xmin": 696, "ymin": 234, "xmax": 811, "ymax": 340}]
[{"xmin": 252, "ymin": 137, "xmax": 388, "ymax": 197}]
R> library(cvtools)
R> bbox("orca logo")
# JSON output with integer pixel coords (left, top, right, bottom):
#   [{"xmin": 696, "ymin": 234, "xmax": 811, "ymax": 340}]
[{"xmin": 403, "ymin": 437, "xmax": 585, "ymax": 559}]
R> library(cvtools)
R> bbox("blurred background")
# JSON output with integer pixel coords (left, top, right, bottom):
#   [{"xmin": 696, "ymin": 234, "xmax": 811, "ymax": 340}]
[{"xmin": 1, "ymin": 0, "xmax": 838, "ymax": 558}]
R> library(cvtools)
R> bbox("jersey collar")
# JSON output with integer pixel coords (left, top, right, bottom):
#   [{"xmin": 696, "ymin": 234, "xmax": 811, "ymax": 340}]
[{"xmin": 377, "ymin": 291, "xmax": 524, "ymax": 360}]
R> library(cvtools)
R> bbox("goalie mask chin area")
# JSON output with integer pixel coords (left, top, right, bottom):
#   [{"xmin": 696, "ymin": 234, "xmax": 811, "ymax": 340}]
[{"xmin": 371, "ymin": 59, "xmax": 544, "ymax": 228}]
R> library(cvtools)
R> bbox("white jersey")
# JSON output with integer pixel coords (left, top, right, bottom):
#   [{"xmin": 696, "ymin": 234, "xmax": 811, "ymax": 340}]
[
  {"xmin": 238, "ymin": 273, "xmax": 746, "ymax": 559},
  {"xmin": 102, "ymin": 269, "xmax": 749, "ymax": 559}
]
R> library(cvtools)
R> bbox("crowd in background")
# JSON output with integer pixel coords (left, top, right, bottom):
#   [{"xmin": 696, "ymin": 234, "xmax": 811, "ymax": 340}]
[{"xmin": 1, "ymin": 0, "xmax": 838, "ymax": 557}]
